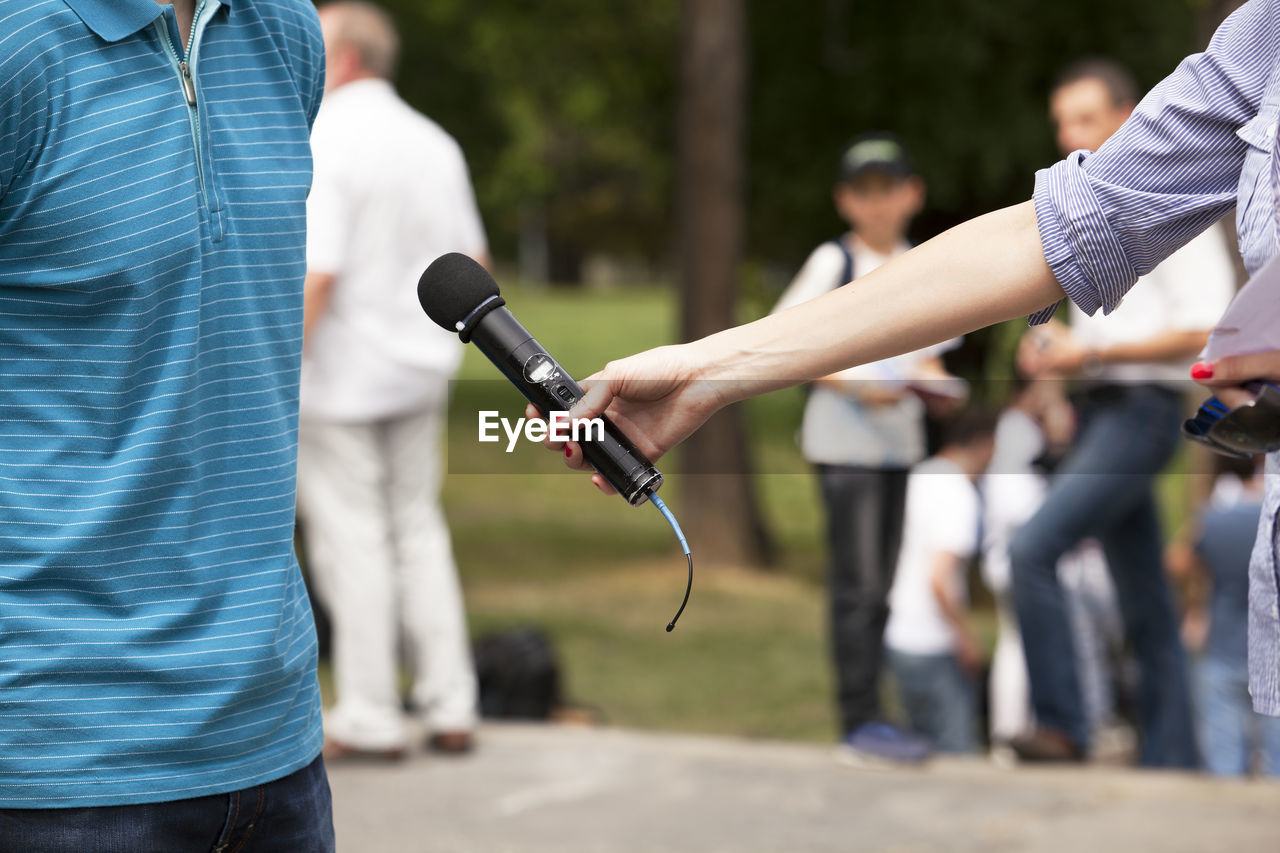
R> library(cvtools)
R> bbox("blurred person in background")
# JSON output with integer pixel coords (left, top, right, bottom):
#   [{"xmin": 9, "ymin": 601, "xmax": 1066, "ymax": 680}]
[
  {"xmin": 985, "ymin": 381, "xmax": 1132, "ymax": 760},
  {"xmin": 297, "ymin": 1, "xmax": 488, "ymax": 760},
  {"xmin": 1169, "ymin": 456, "xmax": 1280, "ymax": 777},
  {"xmin": 1008, "ymin": 58, "xmax": 1236, "ymax": 766},
  {"xmin": 771, "ymin": 135, "xmax": 965, "ymax": 764},
  {"xmin": 981, "ymin": 377, "xmax": 1077, "ymax": 747},
  {"xmin": 883, "ymin": 408, "xmax": 998, "ymax": 755},
  {"xmin": 983, "ymin": 375, "xmax": 1130, "ymax": 759}
]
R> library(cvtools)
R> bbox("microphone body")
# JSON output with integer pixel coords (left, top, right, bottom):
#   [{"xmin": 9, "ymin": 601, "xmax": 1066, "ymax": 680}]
[{"xmin": 468, "ymin": 306, "xmax": 663, "ymax": 506}]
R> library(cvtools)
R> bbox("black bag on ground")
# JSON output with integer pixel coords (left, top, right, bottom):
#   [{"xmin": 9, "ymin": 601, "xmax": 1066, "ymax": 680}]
[{"xmin": 472, "ymin": 628, "xmax": 562, "ymax": 720}]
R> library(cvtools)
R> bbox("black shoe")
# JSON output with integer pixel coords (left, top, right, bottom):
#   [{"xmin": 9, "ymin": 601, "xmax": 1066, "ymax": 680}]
[
  {"xmin": 1009, "ymin": 728, "xmax": 1085, "ymax": 763},
  {"xmin": 427, "ymin": 731, "xmax": 475, "ymax": 755}
]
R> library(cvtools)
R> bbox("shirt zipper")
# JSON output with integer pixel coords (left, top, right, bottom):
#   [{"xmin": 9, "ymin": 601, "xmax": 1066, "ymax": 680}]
[
  {"xmin": 179, "ymin": 60, "xmax": 198, "ymax": 108},
  {"xmin": 157, "ymin": 0, "xmax": 215, "ymax": 231}
]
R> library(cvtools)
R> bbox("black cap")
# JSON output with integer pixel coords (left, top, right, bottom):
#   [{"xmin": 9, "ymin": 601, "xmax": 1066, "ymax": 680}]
[
  {"xmin": 417, "ymin": 252, "xmax": 505, "ymax": 341},
  {"xmin": 837, "ymin": 133, "xmax": 913, "ymax": 183}
]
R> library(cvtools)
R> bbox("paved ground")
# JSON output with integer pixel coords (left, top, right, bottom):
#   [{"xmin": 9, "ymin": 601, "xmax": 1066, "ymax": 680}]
[{"xmin": 327, "ymin": 723, "xmax": 1280, "ymax": 853}]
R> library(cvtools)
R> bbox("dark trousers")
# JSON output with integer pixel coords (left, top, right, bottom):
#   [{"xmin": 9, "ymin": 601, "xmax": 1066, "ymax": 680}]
[
  {"xmin": 1009, "ymin": 385, "xmax": 1198, "ymax": 768},
  {"xmin": 817, "ymin": 464, "xmax": 909, "ymax": 735},
  {"xmin": 0, "ymin": 756, "xmax": 334, "ymax": 853}
]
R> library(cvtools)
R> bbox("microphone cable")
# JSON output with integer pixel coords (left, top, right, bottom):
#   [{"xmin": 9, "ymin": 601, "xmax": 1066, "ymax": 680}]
[{"xmin": 649, "ymin": 493, "xmax": 692, "ymax": 632}]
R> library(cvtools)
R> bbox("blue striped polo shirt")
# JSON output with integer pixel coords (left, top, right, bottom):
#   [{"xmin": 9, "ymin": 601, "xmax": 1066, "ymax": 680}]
[{"xmin": 0, "ymin": 0, "xmax": 325, "ymax": 806}]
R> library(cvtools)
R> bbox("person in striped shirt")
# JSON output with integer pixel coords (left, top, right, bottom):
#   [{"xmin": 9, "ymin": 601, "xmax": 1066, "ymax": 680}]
[
  {"xmin": 0, "ymin": 0, "xmax": 332, "ymax": 849},
  {"xmin": 544, "ymin": 0, "xmax": 1280, "ymax": 766}
]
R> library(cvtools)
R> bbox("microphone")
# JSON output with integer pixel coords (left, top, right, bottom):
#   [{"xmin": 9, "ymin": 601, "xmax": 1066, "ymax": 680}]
[
  {"xmin": 418, "ymin": 253, "xmax": 693, "ymax": 631},
  {"xmin": 417, "ymin": 253, "xmax": 664, "ymax": 506}
]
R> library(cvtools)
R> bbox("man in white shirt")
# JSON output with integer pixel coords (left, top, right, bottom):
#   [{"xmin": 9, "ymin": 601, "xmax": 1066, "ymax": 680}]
[
  {"xmin": 1008, "ymin": 58, "xmax": 1236, "ymax": 765},
  {"xmin": 296, "ymin": 1, "xmax": 489, "ymax": 759},
  {"xmin": 884, "ymin": 408, "xmax": 997, "ymax": 754}
]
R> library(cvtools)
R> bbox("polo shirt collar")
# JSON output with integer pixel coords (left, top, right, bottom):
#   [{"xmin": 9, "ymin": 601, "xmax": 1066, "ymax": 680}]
[{"xmin": 63, "ymin": 0, "xmax": 235, "ymax": 43}]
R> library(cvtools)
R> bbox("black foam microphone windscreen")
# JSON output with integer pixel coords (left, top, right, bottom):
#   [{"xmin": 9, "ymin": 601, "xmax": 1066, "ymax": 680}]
[{"xmin": 418, "ymin": 252, "xmax": 502, "ymax": 335}]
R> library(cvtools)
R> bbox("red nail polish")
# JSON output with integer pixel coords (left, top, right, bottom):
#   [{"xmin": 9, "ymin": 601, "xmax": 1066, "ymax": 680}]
[
  {"xmin": 564, "ymin": 446, "xmax": 572, "ymax": 459},
  {"xmin": 1190, "ymin": 362, "xmax": 1214, "ymax": 380}
]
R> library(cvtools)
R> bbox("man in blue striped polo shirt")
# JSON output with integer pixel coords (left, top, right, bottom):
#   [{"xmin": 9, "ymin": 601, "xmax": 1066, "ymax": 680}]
[{"xmin": 0, "ymin": 1, "xmax": 332, "ymax": 848}]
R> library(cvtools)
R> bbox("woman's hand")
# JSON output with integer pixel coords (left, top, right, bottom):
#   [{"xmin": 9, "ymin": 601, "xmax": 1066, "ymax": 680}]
[
  {"xmin": 524, "ymin": 343, "xmax": 728, "ymax": 494},
  {"xmin": 1191, "ymin": 351, "xmax": 1280, "ymax": 407}
]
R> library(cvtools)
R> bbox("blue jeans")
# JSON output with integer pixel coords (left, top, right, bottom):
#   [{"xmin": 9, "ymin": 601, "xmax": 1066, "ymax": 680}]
[
  {"xmin": 887, "ymin": 649, "xmax": 977, "ymax": 753},
  {"xmin": 1009, "ymin": 385, "xmax": 1197, "ymax": 768},
  {"xmin": 1197, "ymin": 656, "xmax": 1280, "ymax": 776},
  {"xmin": 0, "ymin": 755, "xmax": 334, "ymax": 853}
]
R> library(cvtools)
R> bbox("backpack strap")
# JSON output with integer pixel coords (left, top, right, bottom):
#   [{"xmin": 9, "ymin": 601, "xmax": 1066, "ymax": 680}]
[
  {"xmin": 829, "ymin": 237, "xmax": 856, "ymax": 289},
  {"xmin": 801, "ymin": 240, "xmax": 858, "ymax": 399}
]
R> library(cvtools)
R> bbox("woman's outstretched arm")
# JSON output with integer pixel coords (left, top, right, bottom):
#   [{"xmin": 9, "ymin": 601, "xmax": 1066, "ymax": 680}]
[{"xmin": 540, "ymin": 200, "xmax": 1062, "ymax": 492}]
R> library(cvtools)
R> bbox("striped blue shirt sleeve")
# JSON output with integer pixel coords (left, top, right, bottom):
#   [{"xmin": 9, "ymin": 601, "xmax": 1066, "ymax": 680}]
[
  {"xmin": 0, "ymin": 24, "xmax": 50, "ymax": 203},
  {"xmin": 1031, "ymin": 0, "xmax": 1280, "ymax": 323},
  {"xmin": 257, "ymin": 0, "xmax": 326, "ymax": 128}
]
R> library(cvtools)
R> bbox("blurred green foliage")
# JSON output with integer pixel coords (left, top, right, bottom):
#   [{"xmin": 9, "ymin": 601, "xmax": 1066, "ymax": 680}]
[
  {"xmin": 749, "ymin": 0, "xmax": 1199, "ymax": 263},
  {"xmin": 378, "ymin": 0, "xmax": 1198, "ymax": 274},
  {"xmin": 385, "ymin": 0, "xmax": 677, "ymax": 266}
]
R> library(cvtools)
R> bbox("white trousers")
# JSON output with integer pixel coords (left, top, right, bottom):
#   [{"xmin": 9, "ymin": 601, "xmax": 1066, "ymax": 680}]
[
  {"xmin": 988, "ymin": 590, "xmax": 1033, "ymax": 743},
  {"xmin": 297, "ymin": 406, "xmax": 477, "ymax": 750}
]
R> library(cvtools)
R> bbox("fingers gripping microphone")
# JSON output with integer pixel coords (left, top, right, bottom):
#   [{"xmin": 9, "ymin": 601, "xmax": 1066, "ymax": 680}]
[
  {"xmin": 418, "ymin": 253, "xmax": 664, "ymax": 505},
  {"xmin": 418, "ymin": 254, "xmax": 693, "ymax": 631}
]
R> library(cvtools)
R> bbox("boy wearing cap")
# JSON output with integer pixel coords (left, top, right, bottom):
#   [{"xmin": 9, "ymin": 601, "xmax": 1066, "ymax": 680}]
[{"xmin": 773, "ymin": 134, "xmax": 963, "ymax": 763}]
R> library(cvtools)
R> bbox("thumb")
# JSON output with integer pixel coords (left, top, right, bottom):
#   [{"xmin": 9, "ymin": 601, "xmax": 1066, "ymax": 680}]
[{"xmin": 569, "ymin": 373, "xmax": 617, "ymax": 422}]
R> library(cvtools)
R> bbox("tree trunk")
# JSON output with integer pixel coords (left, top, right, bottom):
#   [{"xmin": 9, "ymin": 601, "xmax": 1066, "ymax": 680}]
[{"xmin": 676, "ymin": 0, "xmax": 774, "ymax": 567}]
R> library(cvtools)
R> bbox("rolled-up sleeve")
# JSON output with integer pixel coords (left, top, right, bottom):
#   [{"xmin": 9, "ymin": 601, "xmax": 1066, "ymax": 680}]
[{"xmin": 1031, "ymin": 0, "xmax": 1279, "ymax": 324}]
